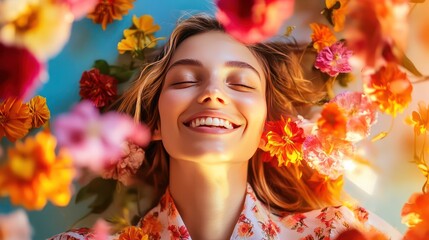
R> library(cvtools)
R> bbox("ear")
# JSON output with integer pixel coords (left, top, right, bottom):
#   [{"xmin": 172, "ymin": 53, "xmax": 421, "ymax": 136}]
[
  {"xmin": 152, "ymin": 127, "xmax": 162, "ymax": 141},
  {"xmin": 258, "ymin": 137, "xmax": 266, "ymax": 150}
]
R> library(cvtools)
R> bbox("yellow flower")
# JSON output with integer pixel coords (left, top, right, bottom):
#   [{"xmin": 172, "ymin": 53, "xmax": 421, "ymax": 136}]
[
  {"xmin": 406, "ymin": 101, "xmax": 429, "ymax": 136},
  {"xmin": 310, "ymin": 23, "xmax": 336, "ymax": 52},
  {"xmin": 88, "ymin": 0, "xmax": 135, "ymax": 30},
  {"xmin": 129, "ymin": 15, "xmax": 160, "ymax": 35},
  {"xmin": 326, "ymin": 0, "xmax": 349, "ymax": 32},
  {"xmin": 0, "ymin": 98, "xmax": 32, "ymax": 142},
  {"xmin": 0, "ymin": 131, "xmax": 74, "ymax": 210},
  {"xmin": 27, "ymin": 95, "xmax": 50, "ymax": 128},
  {"xmin": 118, "ymin": 226, "xmax": 148, "ymax": 240}
]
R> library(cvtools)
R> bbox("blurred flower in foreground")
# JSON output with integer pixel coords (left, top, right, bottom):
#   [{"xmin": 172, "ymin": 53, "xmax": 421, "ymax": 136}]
[
  {"xmin": 406, "ymin": 101, "xmax": 429, "ymax": 136},
  {"xmin": 325, "ymin": 0, "xmax": 349, "ymax": 32},
  {"xmin": 260, "ymin": 117, "xmax": 305, "ymax": 167},
  {"xmin": 53, "ymin": 101, "xmax": 150, "ymax": 174},
  {"xmin": 0, "ymin": 0, "xmax": 74, "ymax": 60},
  {"xmin": 93, "ymin": 219, "xmax": 111, "ymax": 240},
  {"xmin": 0, "ymin": 131, "xmax": 74, "ymax": 210},
  {"xmin": 88, "ymin": 0, "xmax": 135, "ymax": 30},
  {"xmin": 0, "ymin": 98, "xmax": 32, "ymax": 142},
  {"xmin": 314, "ymin": 41, "xmax": 352, "ymax": 77},
  {"xmin": 27, "ymin": 95, "xmax": 50, "ymax": 128},
  {"xmin": 216, "ymin": 0, "xmax": 295, "ymax": 44},
  {"xmin": 401, "ymin": 192, "xmax": 429, "ymax": 240},
  {"xmin": 0, "ymin": 43, "xmax": 44, "ymax": 100},
  {"xmin": 333, "ymin": 228, "xmax": 388, "ymax": 240},
  {"xmin": 56, "ymin": 0, "xmax": 98, "ymax": 20},
  {"xmin": 0, "ymin": 209, "xmax": 32, "ymax": 240},
  {"xmin": 310, "ymin": 23, "xmax": 336, "ymax": 52},
  {"xmin": 79, "ymin": 68, "xmax": 118, "ymax": 108},
  {"xmin": 364, "ymin": 63, "xmax": 412, "ymax": 117},
  {"xmin": 345, "ymin": 0, "xmax": 409, "ymax": 69}
]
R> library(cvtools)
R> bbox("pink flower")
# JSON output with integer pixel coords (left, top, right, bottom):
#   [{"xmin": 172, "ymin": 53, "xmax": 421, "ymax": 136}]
[
  {"xmin": 303, "ymin": 135, "xmax": 354, "ymax": 179},
  {"xmin": 0, "ymin": 209, "xmax": 32, "ymax": 240},
  {"xmin": 56, "ymin": 0, "xmax": 98, "ymax": 20},
  {"xmin": 314, "ymin": 41, "xmax": 352, "ymax": 77},
  {"xmin": 53, "ymin": 101, "xmax": 150, "ymax": 173},
  {"xmin": 216, "ymin": 0, "xmax": 295, "ymax": 43},
  {"xmin": 101, "ymin": 142, "xmax": 145, "ymax": 186},
  {"xmin": 93, "ymin": 219, "xmax": 110, "ymax": 240},
  {"xmin": 331, "ymin": 92, "xmax": 378, "ymax": 142},
  {"xmin": 0, "ymin": 43, "xmax": 44, "ymax": 100}
]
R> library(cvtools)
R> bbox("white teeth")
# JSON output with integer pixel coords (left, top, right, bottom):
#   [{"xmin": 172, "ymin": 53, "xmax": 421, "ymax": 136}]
[{"xmin": 189, "ymin": 117, "xmax": 234, "ymax": 129}]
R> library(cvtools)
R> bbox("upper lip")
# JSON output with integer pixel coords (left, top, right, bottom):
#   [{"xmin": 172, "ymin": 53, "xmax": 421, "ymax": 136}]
[{"xmin": 183, "ymin": 111, "xmax": 242, "ymax": 128}]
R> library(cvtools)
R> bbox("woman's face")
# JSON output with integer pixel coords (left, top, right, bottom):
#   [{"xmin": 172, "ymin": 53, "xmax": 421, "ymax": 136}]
[{"xmin": 157, "ymin": 31, "xmax": 267, "ymax": 163}]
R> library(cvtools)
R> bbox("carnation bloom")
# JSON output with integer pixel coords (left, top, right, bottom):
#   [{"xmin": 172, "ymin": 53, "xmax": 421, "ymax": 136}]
[
  {"xmin": 0, "ymin": 210, "xmax": 32, "ymax": 240},
  {"xmin": 79, "ymin": 68, "xmax": 118, "ymax": 108},
  {"xmin": 401, "ymin": 192, "xmax": 429, "ymax": 240},
  {"xmin": 406, "ymin": 101, "xmax": 429, "ymax": 136},
  {"xmin": 0, "ymin": 0, "xmax": 74, "ymax": 60},
  {"xmin": 88, "ymin": 0, "xmax": 135, "ymax": 30},
  {"xmin": 345, "ymin": 0, "xmax": 409, "ymax": 69},
  {"xmin": 331, "ymin": 92, "xmax": 378, "ymax": 142},
  {"xmin": 53, "ymin": 101, "xmax": 150, "ymax": 174},
  {"xmin": 0, "ymin": 98, "xmax": 32, "ymax": 142},
  {"xmin": 314, "ymin": 41, "xmax": 353, "ymax": 77},
  {"xmin": 27, "ymin": 95, "xmax": 50, "ymax": 128},
  {"xmin": 261, "ymin": 116, "xmax": 305, "ymax": 167},
  {"xmin": 310, "ymin": 23, "xmax": 337, "ymax": 52},
  {"xmin": 0, "ymin": 131, "xmax": 74, "ymax": 210},
  {"xmin": 317, "ymin": 102, "xmax": 347, "ymax": 140},
  {"xmin": 56, "ymin": 0, "xmax": 98, "ymax": 20},
  {"xmin": 364, "ymin": 63, "xmax": 412, "ymax": 117},
  {"xmin": 0, "ymin": 43, "xmax": 44, "ymax": 100},
  {"xmin": 216, "ymin": 0, "xmax": 295, "ymax": 44},
  {"xmin": 325, "ymin": 0, "xmax": 349, "ymax": 32},
  {"xmin": 101, "ymin": 142, "xmax": 145, "ymax": 186}
]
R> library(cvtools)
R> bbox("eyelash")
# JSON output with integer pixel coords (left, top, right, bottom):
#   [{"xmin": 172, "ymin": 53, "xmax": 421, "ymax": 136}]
[{"xmin": 229, "ymin": 83, "xmax": 255, "ymax": 90}]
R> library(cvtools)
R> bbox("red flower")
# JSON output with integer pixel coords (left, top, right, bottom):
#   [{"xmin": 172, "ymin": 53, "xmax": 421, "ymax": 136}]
[
  {"xmin": 0, "ymin": 43, "xmax": 43, "ymax": 100},
  {"xmin": 216, "ymin": 0, "xmax": 295, "ymax": 43},
  {"xmin": 79, "ymin": 68, "xmax": 118, "ymax": 108},
  {"xmin": 401, "ymin": 192, "xmax": 429, "ymax": 240}
]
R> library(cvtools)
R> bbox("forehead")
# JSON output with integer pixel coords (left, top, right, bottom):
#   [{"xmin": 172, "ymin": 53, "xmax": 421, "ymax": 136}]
[{"xmin": 169, "ymin": 31, "xmax": 264, "ymax": 74}]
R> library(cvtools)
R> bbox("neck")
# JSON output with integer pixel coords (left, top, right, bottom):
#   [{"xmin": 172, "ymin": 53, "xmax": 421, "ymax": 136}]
[{"xmin": 169, "ymin": 158, "xmax": 248, "ymax": 240}]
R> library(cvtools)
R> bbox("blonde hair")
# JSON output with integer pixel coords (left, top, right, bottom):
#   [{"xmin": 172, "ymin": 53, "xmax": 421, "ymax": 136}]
[{"xmin": 116, "ymin": 15, "xmax": 342, "ymax": 215}]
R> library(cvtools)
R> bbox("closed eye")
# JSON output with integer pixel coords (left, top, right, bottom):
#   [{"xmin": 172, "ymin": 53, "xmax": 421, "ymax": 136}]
[
  {"xmin": 229, "ymin": 83, "xmax": 255, "ymax": 91},
  {"xmin": 171, "ymin": 81, "xmax": 198, "ymax": 88}
]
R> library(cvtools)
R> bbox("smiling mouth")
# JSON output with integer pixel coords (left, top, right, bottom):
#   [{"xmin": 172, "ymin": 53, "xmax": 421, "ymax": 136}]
[{"xmin": 184, "ymin": 117, "xmax": 240, "ymax": 129}]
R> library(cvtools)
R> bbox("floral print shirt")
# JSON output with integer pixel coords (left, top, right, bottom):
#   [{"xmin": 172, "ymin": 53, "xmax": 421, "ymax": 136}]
[{"xmin": 50, "ymin": 184, "xmax": 381, "ymax": 240}]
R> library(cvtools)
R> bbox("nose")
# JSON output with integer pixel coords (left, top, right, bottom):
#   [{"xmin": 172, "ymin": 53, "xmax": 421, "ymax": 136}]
[{"xmin": 197, "ymin": 80, "xmax": 229, "ymax": 105}]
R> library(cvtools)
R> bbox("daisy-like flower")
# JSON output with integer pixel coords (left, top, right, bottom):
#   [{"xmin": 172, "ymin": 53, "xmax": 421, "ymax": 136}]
[
  {"xmin": 118, "ymin": 226, "xmax": 148, "ymax": 240},
  {"xmin": 0, "ymin": 0, "xmax": 74, "ymax": 60},
  {"xmin": 406, "ymin": 101, "xmax": 429, "ymax": 136},
  {"xmin": 317, "ymin": 102, "xmax": 347, "ymax": 140},
  {"xmin": 310, "ymin": 23, "xmax": 337, "ymax": 52},
  {"xmin": 364, "ymin": 63, "xmax": 413, "ymax": 117},
  {"xmin": 27, "ymin": 95, "xmax": 50, "ymax": 128},
  {"xmin": 0, "ymin": 210, "xmax": 32, "ymax": 240},
  {"xmin": 79, "ymin": 68, "xmax": 118, "ymax": 108},
  {"xmin": 401, "ymin": 192, "xmax": 429, "ymax": 240},
  {"xmin": 0, "ymin": 98, "xmax": 32, "ymax": 142},
  {"xmin": 0, "ymin": 130, "xmax": 74, "ymax": 210},
  {"xmin": 260, "ymin": 116, "xmax": 305, "ymax": 167},
  {"xmin": 53, "ymin": 101, "xmax": 150, "ymax": 174},
  {"xmin": 314, "ymin": 41, "xmax": 352, "ymax": 77},
  {"xmin": 88, "ymin": 0, "xmax": 135, "ymax": 30},
  {"xmin": 325, "ymin": 0, "xmax": 349, "ymax": 32},
  {"xmin": 216, "ymin": 0, "xmax": 295, "ymax": 44}
]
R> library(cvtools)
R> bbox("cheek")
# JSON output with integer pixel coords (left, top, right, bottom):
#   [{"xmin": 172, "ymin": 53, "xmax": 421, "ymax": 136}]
[{"xmin": 236, "ymin": 94, "xmax": 267, "ymax": 132}]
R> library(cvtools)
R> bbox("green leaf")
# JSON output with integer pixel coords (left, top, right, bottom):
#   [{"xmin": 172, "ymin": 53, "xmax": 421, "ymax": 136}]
[
  {"xmin": 75, "ymin": 177, "xmax": 117, "ymax": 214},
  {"xmin": 93, "ymin": 59, "xmax": 110, "ymax": 75},
  {"xmin": 400, "ymin": 51, "xmax": 423, "ymax": 77},
  {"xmin": 109, "ymin": 66, "xmax": 136, "ymax": 83}
]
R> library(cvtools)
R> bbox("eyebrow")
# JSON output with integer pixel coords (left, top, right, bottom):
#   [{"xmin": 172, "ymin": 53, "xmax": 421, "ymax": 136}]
[{"xmin": 168, "ymin": 58, "xmax": 261, "ymax": 79}]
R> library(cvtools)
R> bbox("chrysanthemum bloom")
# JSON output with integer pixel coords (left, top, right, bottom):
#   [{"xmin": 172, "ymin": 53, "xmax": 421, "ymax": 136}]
[
  {"xmin": 310, "ymin": 23, "xmax": 337, "ymax": 52},
  {"xmin": 0, "ymin": 98, "xmax": 32, "ymax": 142},
  {"xmin": 0, "ymin": 210, "xmax": 32, "ymax": 240},
  {"xmin": 401, "ymin": 192, "xmax": 429, "ymax": 240},
  {"xmin": 27, "ymin": 95, "xmax": 50, "ymax": 128},
  {"xmin": 0, "ymin": 131, "xmax": 74, "ymax": 210},
  {"xmin": 216, "ymin": 0, "xmax": 295, "ymax": 44},
  {"xmin": 261, "ymin": 116, "xmax": 305, "ymax": 167},
  {"xmin": 345, "ymin": 0, "xmax": 409, "ymax": 70},
  {"xmin": 317, "ymin": 102, "xmax": 347, "ymax": 140},
  {"xmin": 88, "ymin": 0, "xmax": 135, "ymax": 30},
  {"xmin": 364, "ymin": 63, "xmax": 412, "ymax": 117},
  {"xmin": 325, "ymin": 0, "xmax": 349, "ymax": 32},
  {"xmin": 79, "ymin": 68, "xmax": 118, "ymax": 108},
  {"xmin": 0, "ymin": 0, "xmax": 74, "ymax": 60},
  {"xmin": 406, "ymin": 101, "xmax": 429, "ymax": 136},
  {"xmin": 55, "ymin": 0, "xmax": 98, "ymax": 20},
  {"xmin": 332, "ymin": 91, "xmax": 378, "ymax": 142},
  {"xmin": 314, "ymin": 41, "xmax": 352, "ymax": 77},
  {"xmin": 118, "ymin": 226, "xmax": 148, "ymax": 240}
]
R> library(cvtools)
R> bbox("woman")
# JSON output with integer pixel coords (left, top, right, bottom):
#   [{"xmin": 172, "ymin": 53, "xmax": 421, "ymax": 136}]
[{"xmin": 52, "ymin": 15, "xmax": 389, "ymax": 240}]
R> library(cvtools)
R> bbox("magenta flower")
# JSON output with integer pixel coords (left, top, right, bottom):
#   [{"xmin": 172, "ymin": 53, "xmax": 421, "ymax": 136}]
[
  {"xmin": 331, "ymin": 91, "xmax": 378, "ymax": 142},
  {"xmin": 53, "ymin": 101, "xmax": 150, "ymax": 173},
  {"xmin": 314, "ymin": 41, "xmax": 352, "ymax": 77},
  {"xmin": 216, "ymin": 0, "xmax": 295, "ymax": 44}
]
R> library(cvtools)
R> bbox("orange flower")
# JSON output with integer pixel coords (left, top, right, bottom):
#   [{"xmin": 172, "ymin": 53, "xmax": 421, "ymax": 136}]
[
  {"xmin": 317, "ymin": 102, "xmax": 347, "ymax": 139},
  {"xmin": 261, "ymin": 117, "xmax": 305, "ymax": 167},
  {"xmin": 0, "ymin": 98, "xmax": 32, "ymax": 142},
  {"xmin": 118, "ymin": 226, "xmax": 148, "ymax": 240},
  {"xmin": 27, "ymin": 95, "xmax": 50, "ymax": 128},
  {"xmin": 87, "ymin": 0, "xmax": 135, "ymax": 30},
  {"xmin": 364, "ymin": 63, "xmax": 412, "ymax": 117},
  {"xmin": 406, "ymin": 101, "xmax": 429, "ymax": 136},
  {"xmin": 334, "ymin": 228, "xmax": 389, "ymax": 240},
  {"xmin": 401, "ymin": 192, "xmax": 429, "ymax": 240},
  {"xmin": 310, "ymin": 23, "xmax": 337, "ymax": 52},
  {"xmin": 325, "ymin": 0, "xmax": 349, "ymax": 32},
  {"xmin": 305, "ymin": 171, "xmax": 344, "ymax": 203},
  {"xmin": 0, "ymin": 131, "xmax": 74, "ymax": 210}
]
